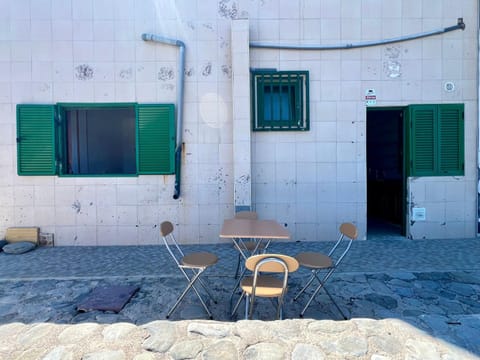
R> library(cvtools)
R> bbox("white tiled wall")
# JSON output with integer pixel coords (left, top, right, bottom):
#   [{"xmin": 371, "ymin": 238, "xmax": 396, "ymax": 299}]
[
  {"xmin": 247, "ymin": 0, "xmax": 478, "ymax": 241},
  {"xmin": 0, "ymin": 0, "xmax": 478, "ymax": 245}
]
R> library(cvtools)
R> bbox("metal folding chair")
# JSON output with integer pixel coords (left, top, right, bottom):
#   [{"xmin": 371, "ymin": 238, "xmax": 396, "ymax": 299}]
[
  {"xmin": 160, "ymin": 221, "xmax": 218, "ymax": 319},
  {"xmin": 231, "ymin": 253, "xmax": 299, "ymax": 320},
  {"xmin": 293, "ymin": 222, "xmax": 358, "ymax": 319}
]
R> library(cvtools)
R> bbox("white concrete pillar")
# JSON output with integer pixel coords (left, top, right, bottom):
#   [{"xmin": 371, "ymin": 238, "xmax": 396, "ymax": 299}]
[{"xmin": 231, "ymin": 19, "xmax": 252, "ymax": 211}]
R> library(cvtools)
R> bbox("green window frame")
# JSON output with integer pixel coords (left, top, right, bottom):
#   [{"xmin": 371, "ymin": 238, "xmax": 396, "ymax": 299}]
[
  {"xmin": 16, "ymin": 103, "xmax": 175, "ymax": 176},
  {"xmin": 251, "ymin": 70, "xmax": 309, "ymax": 131},
  {"xmin": 406, "ymin": 103, "xmax": 464, "ymax": 176}
]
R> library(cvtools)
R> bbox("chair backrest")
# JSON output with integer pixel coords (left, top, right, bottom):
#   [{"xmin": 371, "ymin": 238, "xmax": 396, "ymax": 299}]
[
  {"xmin": 234, "ymin": 211, "xmax": 258, "ymax": 220},
  {"xmin": 160, "ymin": 221, "xmax": 184, "ymax": 267},
  {"xmin": 246, "ymin": 254, "xmax": 299, "ymax": 300},
  {"xmin": 328, "ymin": 222, "xmax": 358, "ymax": 267},
  {"xmin": 245, "ymin": 253, "xmax": 299, "ymax": 273}
]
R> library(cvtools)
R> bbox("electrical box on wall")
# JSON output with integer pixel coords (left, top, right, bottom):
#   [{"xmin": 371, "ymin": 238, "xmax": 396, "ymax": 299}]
[{"xmin": 412, "ymin": 208, "xmax": 426, "ymax": 221}]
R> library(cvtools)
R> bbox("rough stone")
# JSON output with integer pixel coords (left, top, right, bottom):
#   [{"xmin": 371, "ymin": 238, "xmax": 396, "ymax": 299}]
[
  {"xmin": 387, "ymin": 278, "xmax": 412, "ymax": 287},
  {"xmin": 447, "ymin": 282, "xmax": 476, "ymax": 297},
  {"xmin": 102, "ymin": 322, "xmax": 138, "ymax": 341},
  {"xmin": 403, "ymin": 309, "xmax": 424, "ymax": 317},
  {"xmin": 202, "ymin": 339, "xmax": 239, "ymax": 360},
  {"xmin": 451, "ymin": 272, "xmax": 480, "ymax": 285},
  {"xmin": 169, "ymin": 339, "xmax": 204, "ymax": 360},
  {"xmin": 269, "ymin": 319, "xmax": 304, "ymax": 341},
  {"xmin": 188, "ymin": 321, "xmax": 231, "ymax": 338},
  {"xmin": 58, "ymin": 323, "xmax": 100, "ymax": 344},
  {"xmin": 404, "ymin": 339, "xmax": 441, "ymax": 360},
  {"xmin": 364, "ymin": 293, "xmax": 398, "ymax": 309},
  {"xmin": 368, "ymin": 334, "xmax": 403, "ymax": 356},
  {"xmin": 18, "ymin": 323, "xmax": 58, "ymax": 348},
  {"xmin": 291, "ymin": 343, "xmax": 325, "ymax": 360},
  {"xmin": 335, "ymin": 335, "xmax": 369, "ymax": 357},
  {"xmin": 393, "ymin": 286, "xmax": 414, "ymax": 297},
  {"xmin": 82, "ymin": 350, "xmax": 126, "ymax": 360},
  {"xmin": 308, "ymin": 319, "xmax": 355, "ymax": 334},
  {"xmin": 133, "ymin": 354, "xmax": 157, "ymax": 360},
  {"xmin": 368, "ymin": 279, "xmax": 393, "ymax": 294},
  {"xmin": 243, "ymin": 342, "xmax": 286, "ymax": 360},
  {"xmin": 234, "ymin": 320, "xmax": 272, "ymax": 344},
  {"xmin": 142, "ymin": 330, "xmax": 176, "ymax": 353},
  {"xmin": 389, "ymin": 271, "xmax": 416, "ymax": 281},
  {"xmin": 43, "ymin": 346, "xmax": 75, "ymax": 360}
]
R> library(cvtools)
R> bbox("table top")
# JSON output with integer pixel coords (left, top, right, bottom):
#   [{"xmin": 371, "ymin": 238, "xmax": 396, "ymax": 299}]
[{"xmin": 220, "ymin": 218, "xmax": 290, "ymax": 239}]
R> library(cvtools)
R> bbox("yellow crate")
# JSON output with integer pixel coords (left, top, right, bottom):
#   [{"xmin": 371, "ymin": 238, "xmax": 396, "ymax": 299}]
[{"xmin": 5, "ymin": 227, "xmax": 39, "ymax": 245}]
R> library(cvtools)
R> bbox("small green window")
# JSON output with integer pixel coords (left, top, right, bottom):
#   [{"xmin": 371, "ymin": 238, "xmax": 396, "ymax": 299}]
[
  {"xmin": 16, "ymin": 103, "xmax": 175, "ymax": 176},
  {"xmin": 251, "ymin": 70, "xmax": 309, "ymax": 131},
  {"xmin": 406, "ymin": 103, "xmax": 464, "ymax": 176}
]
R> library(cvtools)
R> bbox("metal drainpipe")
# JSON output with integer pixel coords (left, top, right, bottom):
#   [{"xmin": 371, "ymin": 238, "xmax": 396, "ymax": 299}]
[
  {"xmin": 251, "ymin": 18, "xmax": 465, "ymax": 50},
  {"xmin": 141, "ymin": 33, "xmax": 185, "ymax": 199}
]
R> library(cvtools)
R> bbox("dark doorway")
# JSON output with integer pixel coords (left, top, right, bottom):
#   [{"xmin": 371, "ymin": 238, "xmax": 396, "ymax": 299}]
[{"xmin": 367, "ymin": 108, "xmax": 406, "ymax": 239}]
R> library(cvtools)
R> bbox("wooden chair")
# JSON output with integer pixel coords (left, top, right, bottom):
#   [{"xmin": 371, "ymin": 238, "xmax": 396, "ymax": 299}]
[
  {"xmin": 232, "ymin": 253, "xmax": 299, "ymax": 320},
  {"xmin": 293, "ymin": 222, "xmax": 358, "ymax": 319},
  {"xmin": 160, "ymin": 221, "xmax": 218, "ymax": 319}
]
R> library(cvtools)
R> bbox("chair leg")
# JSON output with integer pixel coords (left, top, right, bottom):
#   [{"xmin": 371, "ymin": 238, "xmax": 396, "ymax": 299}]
[
  {"xmin": 234, "ymin": 253, "xmax": 242, "ymax": 279},
  {"xmin": 229, "ymin": 266, "xmax": 247, "ymax": 312},
  {"xmin": 182, "ymin": 267, "xmax": 217, "ymax": 310},
  {"xmin": 231, "ymin": 291, "xmax": 245, "ymax": 318},
  {"xmin": 276, "ymin": 297, "xmax": 284, "ymax": 320},
  {"xmin": 166, "ymin": 270, "xmax": 213, "ymax": 319},
  {"xmin": 244, "ymin": 294, "xmax": 250, "ymax": 320},
  {"xmin": 299, "ymin": 278, "xmax": 326, "ymax": 318},
  {"xmin": 324, "ymin": 287, "xmax": 348, "ymax": 320},
  {"xmin": 248, "ymin": 294, "xmax": 256, "ymax": 319},
  {"xmin": 190, "ymin": 282, "xmax": 214, "ymax": 319},
  {"xmin": 293, "ymin": 270, "xmax": 317, "ymax": 301},
  {"xmin": 196, "ymin": 275, "xmax": 217, "ymax": 303},
  {"xmin": 166, "ymin": 273, "xmax": 198, "ymax": 318},
  {"xmin": 299, "ymin": 281, "xmax": 347, "ymax": 320}
]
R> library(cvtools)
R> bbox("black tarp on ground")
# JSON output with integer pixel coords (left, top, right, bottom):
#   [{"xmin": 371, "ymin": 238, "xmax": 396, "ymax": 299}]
[{"xmin": 77, "ymin": 285, "xmax": 139, "ymax": 313}]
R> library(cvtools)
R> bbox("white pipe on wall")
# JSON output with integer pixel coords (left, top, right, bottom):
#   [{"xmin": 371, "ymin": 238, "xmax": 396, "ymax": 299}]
[{"xmin": 251, "ymin": 18, "xmax": 465, "ymax": 50}]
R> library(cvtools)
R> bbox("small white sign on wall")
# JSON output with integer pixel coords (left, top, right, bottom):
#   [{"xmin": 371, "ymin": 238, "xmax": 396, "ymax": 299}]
[
  {"xmin": 412, "ymin": 207, "xmax": 426, "ymax": 221},
  {"xmin": 365, "ymin": 89, "xmax": 376, "ymax": 106}
]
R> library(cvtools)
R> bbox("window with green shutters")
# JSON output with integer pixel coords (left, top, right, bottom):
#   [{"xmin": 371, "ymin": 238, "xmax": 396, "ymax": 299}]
[
  {"xmin": 406, "ymin": 103, "xmax": 464, "ymax": 176},
  {"xmin": 16, "ymin": 103, "xmax": 175, "ymax": 176}
]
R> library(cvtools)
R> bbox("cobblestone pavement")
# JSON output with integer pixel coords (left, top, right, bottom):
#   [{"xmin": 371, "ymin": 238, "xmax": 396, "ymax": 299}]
[{"xmin": 0, "ymin": 237, "xmax": 479, "ymax": 359}]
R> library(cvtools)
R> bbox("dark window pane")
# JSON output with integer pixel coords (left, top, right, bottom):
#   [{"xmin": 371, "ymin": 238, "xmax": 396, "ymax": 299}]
[
  {"xmin": 65, "ymin": 107, "xmax": 136, "ymax": 175},
  {"xmin": 264, "ymin": 85, "xmax": 292, "ymax": 121}
]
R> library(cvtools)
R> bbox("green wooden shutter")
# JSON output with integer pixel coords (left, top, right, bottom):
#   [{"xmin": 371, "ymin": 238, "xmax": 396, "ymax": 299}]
[
  {"xmin": 407, "ymin": 103, "xmax": 464, "ymax": 177},
  {"xmin": 137, "ymin": 104, "xmax": 175, "ymax": 174},
  {"xmin": 438, "ymin": 104, "xmax": 464, "ymax": 175},
  {"xmin": 16, "ymin": 104, "xmax": 56, "ymax": 175},
  {"xmin": 409, "ymin": 104, "xmax": 436, "ymax": 176}
]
